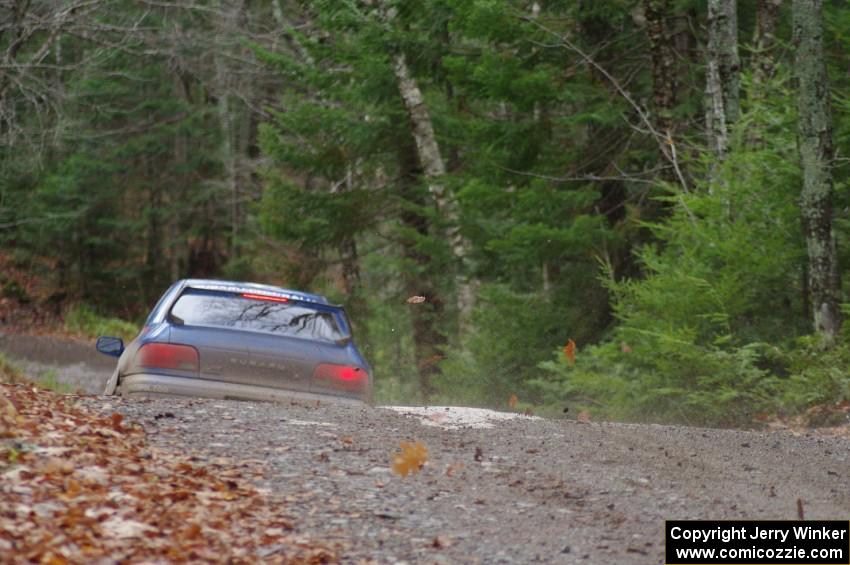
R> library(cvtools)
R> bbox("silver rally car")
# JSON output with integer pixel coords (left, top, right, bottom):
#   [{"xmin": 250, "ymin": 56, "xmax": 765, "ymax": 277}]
[{"xmin": 97, "ymin": 279, "xmax": 372, "ymax": 405}]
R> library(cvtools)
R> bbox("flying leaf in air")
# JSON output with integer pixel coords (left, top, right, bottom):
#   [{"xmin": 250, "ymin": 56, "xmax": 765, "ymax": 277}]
[
  {"xmin": 391, "ymin": 442, "xmax": 428, "ymax": 477},
  {"xmin": 563, "ymin": 339, "xmax": 576, "ymax": 365}
]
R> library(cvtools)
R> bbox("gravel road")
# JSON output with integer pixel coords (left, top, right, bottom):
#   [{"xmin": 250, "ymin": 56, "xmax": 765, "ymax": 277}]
[
  {"xmin": 3, "ymin": 333, "xmax": 849, "ymax": 564},
  {"xmin": 0, "ymin": 332, "xmax": 114, "ymax": 393}
]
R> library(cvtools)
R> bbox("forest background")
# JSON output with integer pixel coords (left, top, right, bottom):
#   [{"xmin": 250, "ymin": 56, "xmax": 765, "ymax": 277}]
[{"xmin": 2, "ymin": 0, "xmax": 849, "ymax": 427}]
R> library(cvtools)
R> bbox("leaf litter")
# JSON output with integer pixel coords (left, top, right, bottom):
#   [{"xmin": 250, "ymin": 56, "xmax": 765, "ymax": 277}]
[{"xmin": 0, "ymin": 383, "xmax": 337, "ymax": 564}]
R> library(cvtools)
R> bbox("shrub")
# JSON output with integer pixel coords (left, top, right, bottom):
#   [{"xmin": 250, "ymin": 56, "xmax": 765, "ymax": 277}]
[{"xmin": 64, "ymin": 304, "xmax": 138, "ymax": 343}]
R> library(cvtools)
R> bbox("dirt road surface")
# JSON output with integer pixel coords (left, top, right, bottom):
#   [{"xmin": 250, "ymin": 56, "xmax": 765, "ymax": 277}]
[
  {"xmin": 0, "ymin": 332, "xmax": 114, "ymax": 393},
  {"xmin": 2, "ymin": 333, "xmax": 848, "ymax": 564}
]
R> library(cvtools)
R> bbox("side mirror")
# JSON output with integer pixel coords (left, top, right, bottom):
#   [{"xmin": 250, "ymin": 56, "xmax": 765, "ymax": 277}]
[{"xmin": 96, "ymin": 336, "xmax": 124, "ymax": 357}]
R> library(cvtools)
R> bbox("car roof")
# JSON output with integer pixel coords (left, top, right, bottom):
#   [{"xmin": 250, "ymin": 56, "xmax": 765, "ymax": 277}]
[{"xmin": 181, "ymin": 278, "xmax": 331, "ymax": 305}]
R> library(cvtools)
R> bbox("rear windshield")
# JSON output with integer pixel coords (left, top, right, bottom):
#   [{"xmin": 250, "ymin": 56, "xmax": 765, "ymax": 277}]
[{"xmin": 169, "ymin": 290, "xmax": 345, "ymax": 342}]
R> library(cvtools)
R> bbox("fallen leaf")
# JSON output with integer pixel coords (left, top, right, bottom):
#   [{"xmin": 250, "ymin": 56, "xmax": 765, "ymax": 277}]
[
  {"xmin": 1, "ymin": 395, "xmax": 17, "ymax": 419},
  {"xmin": 445, "ymin": 462, "xmax": 464, "ymax": 477},
  {"xmin": 63, "ymin": 478, "xmax": 81, "ymax": 497},
  {"xmin": 577, "ymin": 410, "xmax": 591, "ymax": 423},
  {"xmin": 180, "ymin": 522, "xmax": 202, "ymax": 540},
  {"xmin": 110, "ymin": 412, "xmax": 124, "ymax": 430},
  {"xmin": 41, "ymin": 552, "xmax": 69, "ymax": 565},
  {"xmin": 406, "ymin": 295, "xmax": 426, "ymax": 304},
  {"xmin": 39, "ymin": 457, "xmax": 74, "ymax": 475},
  {"xmin": 100, "ymin": 517, "xmax": 157, "ymax": 539}
]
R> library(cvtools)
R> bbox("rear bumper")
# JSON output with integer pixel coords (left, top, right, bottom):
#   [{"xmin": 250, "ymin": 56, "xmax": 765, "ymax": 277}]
[{"xmin": 117, "ymin": 373, "xmax": 370, "ymax": 406}]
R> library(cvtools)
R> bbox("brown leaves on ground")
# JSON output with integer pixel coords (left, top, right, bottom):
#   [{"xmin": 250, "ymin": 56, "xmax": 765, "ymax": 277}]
[
  {"xmin": 756, "ymin": 400, "xmax": 850, "ymax": 439},
  {"xmin": 391, "ymin": 442, "xmax": 428, "ymax": 477},
  {"xmin": 405, "ymin": 295, "xmax": 426, "ymax": 304},
  {"xmin": 576, "ymin": 410, "xmax": 592, "ymax": 424},
  {"xmin": 0, "ymin": 383, "xmax": 337, "ymax": 564}
]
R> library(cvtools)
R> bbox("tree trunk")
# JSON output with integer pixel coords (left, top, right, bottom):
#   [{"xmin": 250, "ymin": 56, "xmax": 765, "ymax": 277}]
[
  {"xmin": 170, "ymin": 72, "xmax": 191, "ymax": 281},
  {"xmin": 793, "ymin": 0, "xmax": 841, "ymax": 339},
  {"xmin": 335, "ymin": 165, "xmax": 370, "ymax": 349},
  {"xmin": 749, "ymin": 0, "xmax": 783, "ymax": 147},
  {"xmin": 391, "ymin": 52, "xmax": 476, "ymax": 328},
  {"xmin": 643, "ymin": 0, "xmax": 678, "ymax": 136},
  {"xmin": 752, "ymin": 0, "xmax": 783, "ymax": 99},
  {"xmin": 214, "ymin": 0, "xmax": 248, "ymax": 261},
  {"xmin": 705, "ymin": 0, "xmax": 740, "ymax": 158},
  {"xmin": 397, "ymin": 140, "xmax": 447, "ymax": 399}
]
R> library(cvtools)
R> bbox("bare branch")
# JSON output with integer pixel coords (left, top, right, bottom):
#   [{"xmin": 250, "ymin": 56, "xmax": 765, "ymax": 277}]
[
  {"xmin": 496, "ymin": 165, "xmax": 668, "ymax": 186},
  {"xmin": 516, "ymin": 12, "xmax": 692, "ymax": 196}
]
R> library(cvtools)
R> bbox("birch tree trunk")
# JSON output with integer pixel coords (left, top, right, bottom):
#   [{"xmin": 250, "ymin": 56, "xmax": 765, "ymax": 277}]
[
  {"xmin": 793, "ymin": 0, "xmax": 842, "ymax": 339},
  {"xmin": 705, "ymin": 0, "xmax": 740, "ymax": 158},
  {"xmin": 391, "ymin": 52, "xmax": 476, "ymax": 328},
  {"xmin": 214, "ymin": 0, "xmax": 248, "ymax": 260}
]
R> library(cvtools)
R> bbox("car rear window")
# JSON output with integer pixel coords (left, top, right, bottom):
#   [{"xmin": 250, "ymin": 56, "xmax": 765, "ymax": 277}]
[{"xmin": 169, "ymin": 290, "xmax": 345, "ymax": 342}]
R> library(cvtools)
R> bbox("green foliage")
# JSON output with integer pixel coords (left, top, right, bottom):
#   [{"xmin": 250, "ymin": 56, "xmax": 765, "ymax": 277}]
[
  {"xmin": 531, "ymin": 79, "xmax": 821, "ymax": 427},
  {"xmin": 64, "ymin": 305, "xmax": 138, "ymax": 343},
  {"xmin": 35, "ymin": 369, "xmax": 77, "ymax": 395},
  {"xmin": 434, "ymin": 285, "xmax": 564, "ymax": 405},
  {"xmin": 434, "ymin": 277, "xmax": 611, "ymax": 404},
  {"xmin": 777, "ymin": 334, "xmax": 850, "ymax": 414},
  {"xmin": 535, "ymin": 340, "xmax": 780, "ymax": 426}
]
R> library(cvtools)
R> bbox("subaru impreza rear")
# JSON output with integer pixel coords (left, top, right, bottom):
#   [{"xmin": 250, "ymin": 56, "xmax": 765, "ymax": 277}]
[{"xmin": 97, "ymin": 280, "xmax": 371, "ymax": 405}]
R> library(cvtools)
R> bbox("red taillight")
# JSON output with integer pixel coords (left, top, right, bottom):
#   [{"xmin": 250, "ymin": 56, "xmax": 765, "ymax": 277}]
[
  {"xmin": 137, "ymin": 343, "xmax": 199, "ymax": 372},
  {"xmin": 313, "ymin": 364, "xmax": 366, "ymax": 391},
  {"xmin": 242, "ymin": 293, "xmax": 289, "ymax": 303}
]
